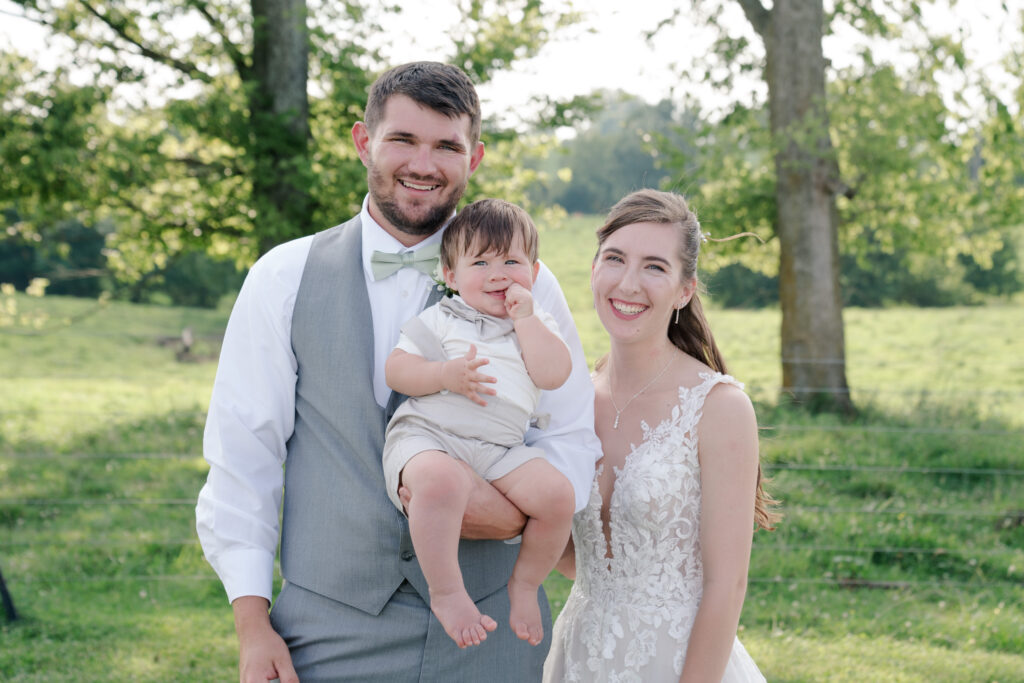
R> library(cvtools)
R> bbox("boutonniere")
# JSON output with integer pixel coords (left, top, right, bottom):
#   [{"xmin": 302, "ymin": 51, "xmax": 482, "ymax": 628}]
[{"xmin": 432, "ymin": 265, "xmax": 457, "ymax": 298}]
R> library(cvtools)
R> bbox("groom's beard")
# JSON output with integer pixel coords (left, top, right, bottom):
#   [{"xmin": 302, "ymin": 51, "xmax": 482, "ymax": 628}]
[{"xmin": 367, "ymin": 162, "xmax": 467, "ymax": 238}]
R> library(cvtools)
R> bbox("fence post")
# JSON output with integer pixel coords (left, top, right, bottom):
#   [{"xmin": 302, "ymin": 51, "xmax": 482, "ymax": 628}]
[{"xmin": 0, "ymin": 565, "xmax": 17, "ymax": 621}]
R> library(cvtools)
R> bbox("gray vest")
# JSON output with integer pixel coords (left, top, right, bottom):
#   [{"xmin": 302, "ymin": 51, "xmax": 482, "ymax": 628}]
[{"xmin": 280, "ymin": 216, "xmax": 520, "ymax": 615}]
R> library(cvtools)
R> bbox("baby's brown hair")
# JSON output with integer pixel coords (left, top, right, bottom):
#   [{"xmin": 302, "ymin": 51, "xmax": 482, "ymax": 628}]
[{"xmin": 441, "ymin": 199, "xmax": 539, "ymax": 270}]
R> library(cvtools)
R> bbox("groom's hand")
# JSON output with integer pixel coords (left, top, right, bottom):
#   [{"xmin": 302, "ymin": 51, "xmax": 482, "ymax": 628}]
[
  {"xmin": 233, "ymin": 595, "xmax": 299, "ymax": 683},
  {"xmin": 459, "ymin": 460, "xmax": 528, "ymax": 539},
  {"xmin": 398, "ymin": 460, "xmax": 526, "ymax": 540}
]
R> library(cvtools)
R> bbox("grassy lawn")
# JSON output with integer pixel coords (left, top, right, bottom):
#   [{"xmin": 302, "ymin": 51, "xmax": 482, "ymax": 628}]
[{"xmin": 1, "ymin": 220, "xmax": 1022, "ymax": 681}]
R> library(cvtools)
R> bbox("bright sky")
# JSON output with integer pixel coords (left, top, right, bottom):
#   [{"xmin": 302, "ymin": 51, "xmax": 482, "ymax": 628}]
[
  {"xmin": 376, "ymin": 1, "xmax": 729, "ymax": 110},
  {"xmin": 377, "ymin": 0, "xmax": 1021, "ymax": 122},
  {"xmin": 1, "ymin": 0, "xmax": 1019, "ymax": 121}
]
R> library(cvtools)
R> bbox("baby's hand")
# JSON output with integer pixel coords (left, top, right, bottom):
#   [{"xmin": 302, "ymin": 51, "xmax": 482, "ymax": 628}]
[
  {"xmin": 440, "ymin": 344, "xmax": 497, "ymax": 406},
  {"xmin": 504, "ymin": 283, "xmax": 534, "ymax": 320}
]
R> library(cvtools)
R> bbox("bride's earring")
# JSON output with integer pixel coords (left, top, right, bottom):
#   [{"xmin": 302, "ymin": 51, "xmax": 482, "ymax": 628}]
[{"xmin": 674, "ymin": 306, "xmax": 681, "ymax": 325}]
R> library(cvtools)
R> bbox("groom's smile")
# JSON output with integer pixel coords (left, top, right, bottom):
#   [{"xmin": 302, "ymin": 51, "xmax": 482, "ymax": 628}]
[{"xmin": 353, "ymin": 93, "xmax": 484, "ymax": 245}]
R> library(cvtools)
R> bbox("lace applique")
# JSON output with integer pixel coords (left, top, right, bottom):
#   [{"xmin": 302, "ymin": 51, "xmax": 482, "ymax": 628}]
[{"xmin": 552, "ymin": 372, "xmax": 744, "ymax": 680}]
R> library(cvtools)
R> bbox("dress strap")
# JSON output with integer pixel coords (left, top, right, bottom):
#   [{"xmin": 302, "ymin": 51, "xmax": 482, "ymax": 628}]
[
  {"xmin": 698, "ymin": 371, "xmax": 743, "ymax": 393},
  {"xmin": 671, "ymin": 372, "xmax": 747, "ymax": 439},
  {"xmin": 688, "ymin": 372, "xmax": 745, "ymax": 407}
]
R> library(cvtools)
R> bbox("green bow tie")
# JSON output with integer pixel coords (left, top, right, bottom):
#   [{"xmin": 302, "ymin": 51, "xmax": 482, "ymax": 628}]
[{"xmin": 370, "ymin": 243, "xmax": 441, "ymax": 280}]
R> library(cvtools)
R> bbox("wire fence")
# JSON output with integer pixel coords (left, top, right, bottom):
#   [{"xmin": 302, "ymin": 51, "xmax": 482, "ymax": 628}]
[
  {"xmin": 3, "ymin": 323, "xmax": 1023, "ymax": 616},
  {"xmin": 5, "ymin": 383, "xmax": 1024, "ymax": 396},
  {"xmin": 2, "ymin": 536, "xmax": 1019, "ymax": 560},
  {"xmin": 3, "ymin": 409, "xmax": 1024, "ymax": 434},
  {"xmin": 2, "ymin": 460, "xmax": 1021, "ymax": 595}
]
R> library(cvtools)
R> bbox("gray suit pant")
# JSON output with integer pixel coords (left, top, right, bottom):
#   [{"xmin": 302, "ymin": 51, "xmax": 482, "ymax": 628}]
[{"xmin": 270, "ymin": 580, "xmax": 551, "ymax": 682}]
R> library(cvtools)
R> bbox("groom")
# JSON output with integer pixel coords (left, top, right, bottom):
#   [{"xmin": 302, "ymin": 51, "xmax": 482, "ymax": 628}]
[{"xmin": 196, "ymin": 61, "xmax": 600, "ymax": 682}]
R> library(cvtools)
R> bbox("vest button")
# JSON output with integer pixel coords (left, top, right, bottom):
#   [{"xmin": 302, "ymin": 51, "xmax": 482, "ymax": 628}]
[{"xmin": 401, "ymin": 551, "xmax": 415, "ymax": 561}]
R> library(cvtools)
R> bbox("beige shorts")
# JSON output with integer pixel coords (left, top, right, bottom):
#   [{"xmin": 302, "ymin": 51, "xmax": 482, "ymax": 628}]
[{"xmin": 382, "ymin": 396, "xmax": 544, "ymax": 511}]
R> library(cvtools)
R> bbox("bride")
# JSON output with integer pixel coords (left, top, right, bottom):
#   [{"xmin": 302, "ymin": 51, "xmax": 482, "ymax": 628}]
[{"xmin": 543, "ymin": 189, "xmax": 777, "ymax": 682}]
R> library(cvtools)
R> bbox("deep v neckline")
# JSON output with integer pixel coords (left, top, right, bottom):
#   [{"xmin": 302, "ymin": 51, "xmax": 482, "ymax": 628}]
[
  {"xmin": 547, "ymin": 370, "xmax": 766, "ymax": 683},
  {"xmin": 594, "ymin": 372, "xmax": 725, "ymax": 565},
  {"xmin": 597, "ymin": 409, "xmax": 679, "ymax": 565}
]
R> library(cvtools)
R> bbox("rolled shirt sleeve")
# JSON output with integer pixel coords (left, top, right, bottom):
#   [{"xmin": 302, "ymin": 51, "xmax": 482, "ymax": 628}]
[{"xmin": 195, "ymin": 236, "xmax": 311, "ymax": 603}]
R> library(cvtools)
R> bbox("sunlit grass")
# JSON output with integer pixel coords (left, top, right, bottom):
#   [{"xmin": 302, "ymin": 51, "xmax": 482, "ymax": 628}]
[
  {"xmin": 2, "ymin": 245, "xmax": 1023, "ymax": 680},
  {"xmin": 743, "ymin": 631, "xmax": 1024, "ymax": 682},
  {"xmin": 1, "ymin": 590, "xmax": 238, "ymax": 683}
]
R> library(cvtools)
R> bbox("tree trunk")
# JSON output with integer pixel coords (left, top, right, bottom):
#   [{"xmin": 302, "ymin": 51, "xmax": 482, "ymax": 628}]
[
  {"xmin": 740, "ymin": 0, "xmax": 852, "ymax": 413},
  {"xmin": 0, "ymin": 565, "xmax": 17, "ymax": 621},
  {"xmin": 250, "ymin": 0, "xmax": 313, "ymax": 254}
]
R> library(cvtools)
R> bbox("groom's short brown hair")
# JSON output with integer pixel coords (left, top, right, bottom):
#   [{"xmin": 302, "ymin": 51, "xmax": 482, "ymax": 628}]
[{"xmin": 364, "ymin": 62, "xmax": 481, "ymax": 144}]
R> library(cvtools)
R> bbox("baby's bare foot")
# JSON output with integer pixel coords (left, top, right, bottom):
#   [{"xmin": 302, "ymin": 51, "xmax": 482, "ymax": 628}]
[
  {"xmin": 430, "ymin": 590, "xmax": 498, "ymax": 648},
  {"xmin": 508, "ymin": 578, "xmax": 544, "ymax": 646}
]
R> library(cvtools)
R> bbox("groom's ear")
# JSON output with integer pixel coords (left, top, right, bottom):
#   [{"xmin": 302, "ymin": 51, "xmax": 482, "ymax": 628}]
[
  {"xmin": 468, "ymin": 141, "xmax": 485, "ymax": 174},
  {"xmin": 352, "ymin": 122, "xmax": 372, "ymax": 167}
]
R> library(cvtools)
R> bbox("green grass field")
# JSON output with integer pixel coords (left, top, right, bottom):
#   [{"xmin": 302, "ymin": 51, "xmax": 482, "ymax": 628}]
[{"xmin": 2, "ymin": 217, "xmax": 1023, "ymax": 681}]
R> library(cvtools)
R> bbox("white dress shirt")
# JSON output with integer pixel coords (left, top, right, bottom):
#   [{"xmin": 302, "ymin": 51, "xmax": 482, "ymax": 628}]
[{"xmin": 196, "ymin": 197, "xmax": 602, "ymax": 603}]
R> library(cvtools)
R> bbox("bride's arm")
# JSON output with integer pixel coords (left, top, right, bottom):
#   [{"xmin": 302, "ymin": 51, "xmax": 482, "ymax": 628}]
[{"xmin": 679, "ymin": 384, "xmax": 759, "ymax": 683}]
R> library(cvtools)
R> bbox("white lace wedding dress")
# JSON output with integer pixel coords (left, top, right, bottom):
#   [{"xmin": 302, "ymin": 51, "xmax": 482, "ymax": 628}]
[{"xmin": 543, "ymin": 373, "xmax": 765, "ymax": 683}]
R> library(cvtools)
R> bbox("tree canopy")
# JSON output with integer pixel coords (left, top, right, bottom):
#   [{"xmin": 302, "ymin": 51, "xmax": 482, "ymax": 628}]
[
  {"xmin": 647, "ymin": 0, "xmax": 1024, "ymax": 411},
  {"xmin": 1, "ymin": 0, "xmax": 580, "ymax": 289}
]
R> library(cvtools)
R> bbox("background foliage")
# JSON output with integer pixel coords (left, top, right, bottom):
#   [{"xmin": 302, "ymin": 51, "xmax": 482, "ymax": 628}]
[
  {"xmin": 4, "ymin": 2, "xmax": 1024, "ymax": 310},
  {"xmin": 1, "ymin": 233, "xmax": 1021, "ymax": 679},
  {"xmin": 1, "ymin": 0, "xmax": 583, "ymax": 306}
]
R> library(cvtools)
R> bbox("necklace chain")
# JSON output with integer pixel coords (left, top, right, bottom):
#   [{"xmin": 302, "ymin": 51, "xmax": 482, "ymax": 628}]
[{"xmin": 609, "ymin": 353, "xmax": 676, "ymax": 429}]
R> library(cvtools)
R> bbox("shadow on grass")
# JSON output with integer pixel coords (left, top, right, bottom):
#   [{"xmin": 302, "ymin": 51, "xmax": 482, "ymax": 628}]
[{"xmin": 1, "ymin": 409, "xmax": 207, "ymax": 457}]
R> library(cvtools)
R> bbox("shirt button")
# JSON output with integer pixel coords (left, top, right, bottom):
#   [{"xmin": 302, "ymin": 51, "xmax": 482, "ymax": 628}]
[
  {"xmin": 401, "ymin": 290, "xmax": 409, "ymax": 298},
  {"xmin": 401, "ymin": 551, "xmax": 415, "ymax": 561}
]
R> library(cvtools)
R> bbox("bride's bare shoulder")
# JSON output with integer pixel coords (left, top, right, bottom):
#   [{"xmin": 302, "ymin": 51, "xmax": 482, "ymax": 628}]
[{"xmin": 701, "ymin": 380, "xmax": 756, "ymax": 435}]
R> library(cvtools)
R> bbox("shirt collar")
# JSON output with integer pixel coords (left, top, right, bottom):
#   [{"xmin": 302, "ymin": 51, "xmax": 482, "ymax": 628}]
[{"xmin": 360, "ymin": 195, "xmax": 448, "ymax": 278}]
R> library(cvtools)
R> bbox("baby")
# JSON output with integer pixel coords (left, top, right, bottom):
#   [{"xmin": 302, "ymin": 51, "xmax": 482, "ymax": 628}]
[{"xmin": 383, "ymin": 198, "xmax": 575, "ymax": 649}]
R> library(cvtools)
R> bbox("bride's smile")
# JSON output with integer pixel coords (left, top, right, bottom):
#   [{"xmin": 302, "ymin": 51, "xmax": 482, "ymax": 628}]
[{"xmin": 591, "ymin": 221, "xmax": 694, "ymax": 345}]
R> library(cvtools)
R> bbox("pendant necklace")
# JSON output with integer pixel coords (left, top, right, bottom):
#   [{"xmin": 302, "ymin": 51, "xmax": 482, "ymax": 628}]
[{"xmin": 609, "ymin": 353, "xmax": 676, "ymax": 429}]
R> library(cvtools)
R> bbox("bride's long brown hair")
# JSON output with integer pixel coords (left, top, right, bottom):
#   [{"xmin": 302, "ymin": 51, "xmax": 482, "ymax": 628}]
[{"xmin": 596, "ymin": 189, "xmax": 779, "ymax": 531}]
